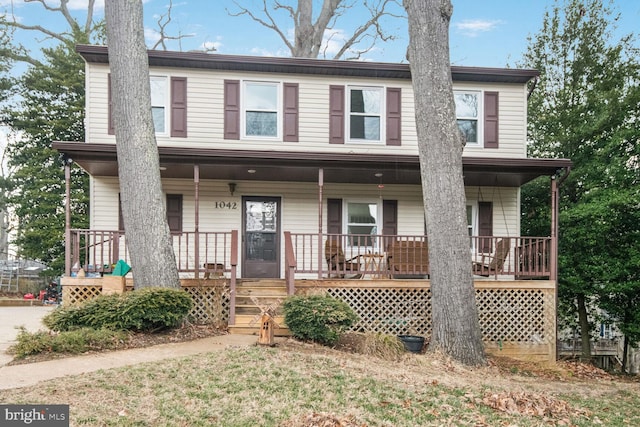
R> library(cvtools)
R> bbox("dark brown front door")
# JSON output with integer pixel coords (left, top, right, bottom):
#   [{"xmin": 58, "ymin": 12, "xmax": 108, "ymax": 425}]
[{"xmin": 242, "ymin": 196, "xmax": 280, "ymax": 278}]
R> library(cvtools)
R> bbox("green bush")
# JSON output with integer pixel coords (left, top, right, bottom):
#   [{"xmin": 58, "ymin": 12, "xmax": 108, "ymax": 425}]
[
  {"xmin": 283, "ymin": 294, "xmax": 358, "ymax": 345},
  {"xmin": 43, "ymin": 287, "xmax": 193, "ymax": 332},
  {"xmin": 9, "ymin": 327, "xmax": 127, "ymax": 359}
]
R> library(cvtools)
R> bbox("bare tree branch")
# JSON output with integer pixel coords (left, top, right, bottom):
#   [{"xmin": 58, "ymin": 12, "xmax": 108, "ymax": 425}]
[
  {"xmin": 229, "ymin": 0, "xmax": 295, "ymax": 53},
  {"xmin": 149, "ymin": 0, "xmax": 195, "ymax": 51},
  {"xmin": 333, "ymin": 0, "xmax": 403, "ymax": 60},
  {"xmin": 227, "ymin": 0, "xmax": 404, "ymax": 59}
]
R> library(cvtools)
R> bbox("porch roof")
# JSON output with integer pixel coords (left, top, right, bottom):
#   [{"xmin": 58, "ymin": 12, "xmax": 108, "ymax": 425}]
[{"xmin": 53, "ymin": 142, "xmax": 572, "ymax": 187}]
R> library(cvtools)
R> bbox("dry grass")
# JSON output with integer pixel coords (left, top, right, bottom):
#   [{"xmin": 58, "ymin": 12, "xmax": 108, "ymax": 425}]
[{"xmin": 1, "ymin": 337, "xmax": 639, "ymax": 426}]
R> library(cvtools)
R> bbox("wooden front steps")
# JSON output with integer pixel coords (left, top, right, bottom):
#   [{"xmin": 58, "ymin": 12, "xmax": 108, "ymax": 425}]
[{"xmin": 228, "ymin": 279, "xmax": 291, "ymax": 336}]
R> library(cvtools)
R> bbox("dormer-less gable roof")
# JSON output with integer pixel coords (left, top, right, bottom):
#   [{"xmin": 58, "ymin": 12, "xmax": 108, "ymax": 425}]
[{"xmin": 76, "ymin": 44, "xmax": 539, "ymax": 84}]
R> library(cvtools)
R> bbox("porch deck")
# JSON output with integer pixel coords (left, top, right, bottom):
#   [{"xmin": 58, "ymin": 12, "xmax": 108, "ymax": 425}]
[{"xmin": 63, "ymin": 230, "xmax": 557, "ymax": 362}]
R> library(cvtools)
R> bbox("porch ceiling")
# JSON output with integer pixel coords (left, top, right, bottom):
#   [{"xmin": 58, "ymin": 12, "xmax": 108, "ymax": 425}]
[{"xmin": 53, "ymin": 142, "xmax": 572, "ymax": 187}]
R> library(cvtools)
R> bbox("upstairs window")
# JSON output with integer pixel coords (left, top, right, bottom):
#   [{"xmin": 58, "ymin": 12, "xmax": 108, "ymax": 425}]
[
  {"xmin": 454, "ymin": 91, "xmax": 480, "ymax": 144},
  {"xmin": 108, "ymin": 74, "xmax": 187, "ymax": 137},
  {"xmin": 348, "ymin": 86, "xmax": 383, "ymax": 142},
  {"xmin": 243, "ymin": 81, "xmax": 280, "ymax": 138},
  {"xmin": 150, "ymin": 76, "xmax": 168, "ymax": 134}
]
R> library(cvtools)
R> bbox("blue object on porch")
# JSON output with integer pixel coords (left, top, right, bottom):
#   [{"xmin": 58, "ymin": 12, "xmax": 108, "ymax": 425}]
[{"xmin": 112, "ymin": 260, "xmax": 131, "ymax": 276}]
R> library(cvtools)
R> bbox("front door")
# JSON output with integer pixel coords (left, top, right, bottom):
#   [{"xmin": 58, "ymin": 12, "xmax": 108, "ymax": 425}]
[{"xmin": 242, "ymin": 196, "xmax": 280, "ymax": 278}]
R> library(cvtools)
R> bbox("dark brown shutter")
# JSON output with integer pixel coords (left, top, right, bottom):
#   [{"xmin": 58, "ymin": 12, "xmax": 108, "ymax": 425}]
[
  {"xmin": 166, "ymin": 194, "xmax": 183, "ymax": 233},
  {"xmin": 170, "ymin": 77, "xmax": 187, "ymax": 137},
  {"xmin": 382, "ymin": 199, "xmax": 398, "ymax": 249},
  {"xmin": 386, "ymin": 88, "xmax": 401, "ymax": 146},
  {"xmin": 283, "ymin": 83, "xmax": 299, "ymax": 142},
  {"xmin": 108, "ymin": 74, "xmax": 115, "ymax": 135},
  {"xmin": 327, "ymin": 198, "xmax": 342, "ymax": 234},
  {"xmin": 224, "ymin": 80, "xmax": 240, "ymax": 140},
  {"xmin": 329, "ymin": 85, "xmax": 345, "ymax": 144},
  {"xmin": 478, "ymin": 201, "xmax": 493, "ymax": 253},
  {"xmin": 484, "ymin": 91, "xmax": 499, "ymax": 148}
]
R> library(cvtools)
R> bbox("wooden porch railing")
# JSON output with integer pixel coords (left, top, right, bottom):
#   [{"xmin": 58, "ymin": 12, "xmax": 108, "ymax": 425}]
[
  {"xmin": 288, "ymin": 233, "xmax": 553, "ymax": 281},
  {"xmin": 68, "ymin": 229, "xmax": 551, "ymax": 282},
  {"xmin": 68, "ymin": 229, "xmax": 238, "ymax": 278}
]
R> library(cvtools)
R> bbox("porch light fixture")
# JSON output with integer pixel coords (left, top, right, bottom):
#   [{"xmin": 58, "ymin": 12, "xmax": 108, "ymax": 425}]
[
  {"xmin": 247, "ymin": 169, "xmax": 256, "ymax": 174},
  {"xmin": 228, "ymin": 182, "xmax": 237, "ymax": 196}
]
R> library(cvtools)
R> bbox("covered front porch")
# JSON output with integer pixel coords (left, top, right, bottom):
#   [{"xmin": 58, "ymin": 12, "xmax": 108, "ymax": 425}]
[{"xmin": 55, "ymin": 142, "xmax": 569, "ymax": 362}]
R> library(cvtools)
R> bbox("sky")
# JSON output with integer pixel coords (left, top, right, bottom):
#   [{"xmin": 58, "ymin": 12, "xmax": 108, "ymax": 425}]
[{"xmin": 3, "ymin": 0, "xmax": 640, "ymax": 69}]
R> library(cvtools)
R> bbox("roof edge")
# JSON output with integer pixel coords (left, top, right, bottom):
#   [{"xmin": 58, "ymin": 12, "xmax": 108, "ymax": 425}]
[{"xmin": 75, "ymin": 44, "xmax": 539, "ymax": 83}]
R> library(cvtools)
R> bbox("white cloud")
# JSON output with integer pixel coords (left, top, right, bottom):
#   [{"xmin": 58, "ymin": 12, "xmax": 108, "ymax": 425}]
[
  {"xmin": 454, "ymin": 19, "xmax": 502, "ymax": 37},
  {"xmin": 144, "ymin": 27, "xmax": 161, "ymax": 45},
  {"xmin": 249, "ymin": 46, "xmax": 290, "ymax": 57},
  {"xmin": 199, "ymin": 39, "xmax": 222, "ymax": 52},
  {"xmin": 66, "ymin": 0, "xmax": 105, "ymax": 10}
]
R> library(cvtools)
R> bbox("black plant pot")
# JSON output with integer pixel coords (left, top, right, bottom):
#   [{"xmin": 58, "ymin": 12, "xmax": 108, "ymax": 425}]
[{"xmin": 398, "ymin": 335, "xmax": 425, "ymax": 353}]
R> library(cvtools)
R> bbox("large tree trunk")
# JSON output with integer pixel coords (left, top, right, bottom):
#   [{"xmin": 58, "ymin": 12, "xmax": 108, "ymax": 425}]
[
  {"xmin": 576, "ymin": 293, "xmax": 592, "ymax": 362},
  {"xmin": 105, "ymin": 0, "xmax": 180, "ymax": 288},
  {"xmin": 404, "ymin": 0, "xmax": 486, "ymax": 366}
]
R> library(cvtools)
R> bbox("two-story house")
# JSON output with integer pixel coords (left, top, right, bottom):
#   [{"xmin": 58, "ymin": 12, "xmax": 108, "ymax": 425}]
[{"xmin": 54, "ymin": 45, "xmax": 571, "ymax": 361}]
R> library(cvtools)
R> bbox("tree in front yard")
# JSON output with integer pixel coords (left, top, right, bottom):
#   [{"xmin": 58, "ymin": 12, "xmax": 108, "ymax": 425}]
[
  {"xmin": 105, "ymin": 0, "xmax": 180, "ymax": 288},
  {"xmin": 404, "ymin": 0, "xmax": 486, "ymax": 366},
  {"xmin": 2, "ymin": 42, "xmax": 89, "ymax": 273}
]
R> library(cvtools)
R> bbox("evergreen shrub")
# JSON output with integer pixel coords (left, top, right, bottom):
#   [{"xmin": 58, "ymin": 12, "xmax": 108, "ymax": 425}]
[
  {"xmin": 283, "ymin": 294, "xmax": 357, "ymax": 345},
  {"xmin": 43, "ymin": 287, "xmax": 193, "ymax": 332}
]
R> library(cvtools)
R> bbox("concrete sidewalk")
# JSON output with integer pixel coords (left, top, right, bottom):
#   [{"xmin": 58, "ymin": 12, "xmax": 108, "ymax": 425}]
[
  {"xmin": 0, "ymin": 334, "xmax": 259, "ymax": 390},
  {"xmin": 0, "ymin": 305, "xmax": 56, "ymax": 366},
  {"xmin": 0, "ymin": 305, "xmax": 262, "ymax": 390}
]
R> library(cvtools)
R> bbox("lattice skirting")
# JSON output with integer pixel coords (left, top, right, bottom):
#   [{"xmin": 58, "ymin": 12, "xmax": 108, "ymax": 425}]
[
  {"xmin": 61, "ymin": 282, "xmax": 230, "ymax": 326},
  {"xmin": 299, "ymin": 285, "xmax": 556, "ymax": 350}
]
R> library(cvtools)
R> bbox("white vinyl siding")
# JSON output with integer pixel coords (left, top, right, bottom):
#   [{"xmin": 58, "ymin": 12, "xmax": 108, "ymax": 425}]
[{"xmin": 85, "ymin": 64, "xmax": 528, "ymax": 159}]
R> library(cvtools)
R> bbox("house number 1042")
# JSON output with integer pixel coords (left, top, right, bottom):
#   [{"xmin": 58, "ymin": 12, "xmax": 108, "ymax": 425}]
[{"xmin": 214, "ymin": 201, "xmax": 238, "ymax": 209}]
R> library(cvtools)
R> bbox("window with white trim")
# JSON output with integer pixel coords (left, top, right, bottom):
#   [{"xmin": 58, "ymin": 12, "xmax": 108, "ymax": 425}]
[
  {"xmin": 150, "ymin": 76, "xmax": 168, "ymax": 134},
  {"xmin": 348, "ymin": 86, "xmax": 383, "ymax": 142},
  {"xmin": 454, "ymin": 91, "xmax": 481, "ymax": 144},
  {"xmin": 243, "ymin": 81, "xmax": 280, "ymax": 138},
  {"xmin": 346, "ymin": 201, "xmax": 379, "ymax": 247}
]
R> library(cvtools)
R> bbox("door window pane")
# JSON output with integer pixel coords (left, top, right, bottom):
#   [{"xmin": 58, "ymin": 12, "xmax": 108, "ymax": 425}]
[{"xmin": 246, "ymin": 201, "xmax": 277, "ymax": 232}]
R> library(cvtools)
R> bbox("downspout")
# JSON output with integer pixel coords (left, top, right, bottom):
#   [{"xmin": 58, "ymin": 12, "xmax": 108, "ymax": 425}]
[
  {"xmin": 318, "ymin": 168, "xmax": 324, "ymax": 279},
  {"xmin": 194, "ymin": 164, "xmax": 200, "ymax": 279},
  {"xmin": 64, "ymin": 157, "xmax": 72, "ymax": 277}
]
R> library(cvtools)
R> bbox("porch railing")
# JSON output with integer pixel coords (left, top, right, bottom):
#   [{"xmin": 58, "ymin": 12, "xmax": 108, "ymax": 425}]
[
  {"xmin": 68, "ymin": 229, "xmax": 237, "ymax": 278},
  {"xmin": 288, "ymin": 233, "xmax": 552, "ymax": 280},
  {"xmin": 68, "ymin": 229, "xmax": 551, "ymax": 281}
]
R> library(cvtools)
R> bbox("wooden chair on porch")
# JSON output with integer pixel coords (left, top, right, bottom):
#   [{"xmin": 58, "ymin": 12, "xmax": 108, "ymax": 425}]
[
  {"xmin": 324, "ymin": 239, "xmax": 361, "ymax": 278},
  {"xmin": 472, "ymin": 238, "xmax": 511, "ymax": 277},
  {"xmin": 386, "ymin": 240, "xmax": 429, "ymax": 279}
]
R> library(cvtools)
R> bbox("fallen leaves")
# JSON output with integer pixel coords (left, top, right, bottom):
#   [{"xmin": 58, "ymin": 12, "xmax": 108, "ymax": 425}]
[
  {"xmin": 280, "ymin": 412, "xmax": 365, "ymax": 427},
  {"xmin": 481, "ymin": 390, "xmax": 592, "ymax": 421}
]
